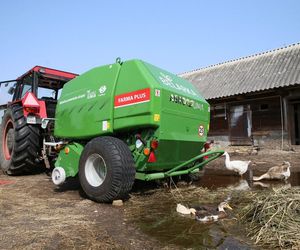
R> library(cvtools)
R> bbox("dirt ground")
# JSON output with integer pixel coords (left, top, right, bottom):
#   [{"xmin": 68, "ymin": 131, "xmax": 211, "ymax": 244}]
[
  {"xmin": 0, "ymin": 174, "xmax": 163, "ymax": 250},
  {"xmin": 0, "ymin": 148, "xmax": 300, "ymax": 250}
]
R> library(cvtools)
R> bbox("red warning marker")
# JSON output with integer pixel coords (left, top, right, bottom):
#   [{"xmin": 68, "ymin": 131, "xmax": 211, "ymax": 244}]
[{"xmin": 0, "ymin": 180, "xmax": 16, "ymax": 185}]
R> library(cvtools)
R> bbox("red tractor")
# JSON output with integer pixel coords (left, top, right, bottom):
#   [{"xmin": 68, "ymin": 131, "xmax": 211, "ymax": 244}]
[{"xmin": 0, "ymin": 66, "xmax": 77, "ymax": 174}]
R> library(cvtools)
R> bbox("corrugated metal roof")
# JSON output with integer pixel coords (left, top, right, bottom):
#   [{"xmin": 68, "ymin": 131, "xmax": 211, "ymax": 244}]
[{"xmin": 180, "ymin": 43, "xmax": 300, "ymax": 100}]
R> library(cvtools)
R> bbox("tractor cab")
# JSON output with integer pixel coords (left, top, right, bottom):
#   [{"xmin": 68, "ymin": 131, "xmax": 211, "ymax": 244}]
[
  {"xmin": 0, "ymin": 66, "xmax": 78, "ymax": 119},
  {"xmin": 0, "ymin": 66, "xmax": 77, "ymax": 174}
]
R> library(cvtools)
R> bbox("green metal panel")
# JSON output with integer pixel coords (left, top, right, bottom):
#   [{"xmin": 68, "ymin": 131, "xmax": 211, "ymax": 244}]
[
  {"xmin": 54, "ymin": 63, "xmax": 121, "ymax": 138},
  {"xmin": 138, "ymin": 62, "xmax": 210, "ymax": 171},
  {"xmin": 54, "ymin": 143, "xmax": 84, "ymax": 177},
  {"xmin": 142, "ymin": 61, "xmax": 204, "ymax": 99},
  {"xmin": 113, "ymin": 60, "xmax": 161, "ymax": 131}
]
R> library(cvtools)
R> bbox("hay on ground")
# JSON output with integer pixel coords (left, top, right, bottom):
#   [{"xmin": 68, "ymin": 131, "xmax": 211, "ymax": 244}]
[{"xmin": 240, "ymin": 187, "xmax": 300, "ymax": 249}]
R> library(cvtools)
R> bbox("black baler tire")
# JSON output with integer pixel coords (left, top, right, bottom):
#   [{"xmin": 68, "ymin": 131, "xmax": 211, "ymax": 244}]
[
  {"xmin": 0, "ymin": 105, "xmax": 40, "ymax": 174},
  {"xmin": 79, "ymin": 136, "xmax": 136, "ymax": 203}
]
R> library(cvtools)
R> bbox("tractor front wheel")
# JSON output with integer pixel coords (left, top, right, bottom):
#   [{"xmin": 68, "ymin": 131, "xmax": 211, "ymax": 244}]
[{"xmin": 79, "ymin": 136, "xmax": 136, "ymax": 203}]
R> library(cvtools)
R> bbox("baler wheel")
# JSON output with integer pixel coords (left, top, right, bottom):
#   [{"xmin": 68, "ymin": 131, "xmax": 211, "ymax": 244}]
[
  {"xmin": 0, "ymin": 105, "xmax": 40, "ymax": 174},
  {"xmin": 79, "ymin": 136, "xmax": 136, "ymax": 203}
]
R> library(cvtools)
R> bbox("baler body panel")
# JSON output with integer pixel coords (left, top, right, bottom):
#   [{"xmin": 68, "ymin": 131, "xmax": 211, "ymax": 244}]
[
  {"xmin": 112, "ymin": 60, "xmax": 161, "ymax": 131},
  {"xmin": 135, "ymin": 62, "xmax": 210, "ymax": 171},
  {"xmin": 54, "ymin": 64, "xmax": 120, "ymax": 138},
  {"xmin": 54, "ymin": 59, "xmax": 210, "ymax": 172}
]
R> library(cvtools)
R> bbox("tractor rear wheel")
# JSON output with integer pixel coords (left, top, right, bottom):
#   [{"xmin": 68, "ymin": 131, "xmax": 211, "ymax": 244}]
[
  {"xmin": 79, "ymin": 136, "xmax": 136, "ymax": 203},
  {"xmin": 0, "ymin": 105, "xmax": 40, "ymax": 174}
]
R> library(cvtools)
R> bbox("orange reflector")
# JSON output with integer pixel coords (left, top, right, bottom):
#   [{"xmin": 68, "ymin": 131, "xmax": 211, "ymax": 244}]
[
  {"xmin": 148, "ymin": 151, "xmax": 156, "ymax": 163},
  {"xmin": 64, "ymin": 147, "xmax": 70, "ymax": 154},
  {"xmin": 24, "ymin": 107, "xmax": 39, "ymax": 113},
  {"xmin": 143, "ymin": 148, "xmax": 150, "ymax": 156},
  {"xmin": 151, "ymin": 140, "xmax": 159, "ymax": 150}
]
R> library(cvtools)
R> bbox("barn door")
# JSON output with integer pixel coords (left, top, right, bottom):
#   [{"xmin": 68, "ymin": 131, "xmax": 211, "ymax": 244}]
[{"xmin": 229, "ymin": 105, "xmax": 252, "ymax": 145}]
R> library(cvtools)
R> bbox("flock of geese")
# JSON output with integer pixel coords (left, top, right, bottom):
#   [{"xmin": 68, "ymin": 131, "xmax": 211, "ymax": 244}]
[
  {"xmin": 222, "ymin": 151, "xmax": 291, "ymax": 181},
  {"xmin": 176, "ymin": 151, "xmax": 292, "ymax": 223}
]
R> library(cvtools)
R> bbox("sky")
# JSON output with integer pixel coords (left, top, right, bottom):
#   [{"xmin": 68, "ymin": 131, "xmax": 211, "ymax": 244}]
[{"xmin": 0, "ymin": 0, "xmax": 300, "ymax": 95}]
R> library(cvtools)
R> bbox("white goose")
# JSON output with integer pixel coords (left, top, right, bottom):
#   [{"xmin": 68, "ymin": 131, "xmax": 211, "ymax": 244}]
[
  {"xmin": 223, "ymin": 151, "xmax": 250, "ymax": 177},
  {"xmin": 176, "ymin": 203, "xmax": 196, "ymax": 215}
]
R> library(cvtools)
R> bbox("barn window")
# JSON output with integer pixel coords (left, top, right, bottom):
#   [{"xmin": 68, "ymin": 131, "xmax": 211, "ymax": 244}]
[{"xmin": 259, "ymin": 104, "xmax": 269, "ymax": 111}]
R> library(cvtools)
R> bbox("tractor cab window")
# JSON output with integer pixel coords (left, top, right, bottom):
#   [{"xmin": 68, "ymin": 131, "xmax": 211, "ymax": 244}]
[
  {"xmin": 37, "ymin": 87, "xmax": 56, "ymax": 100},
  {"xmin": 21, "ymin": 83, "xmax": 32, "ymax": 98},
  {"xmin": 0, "ymin": 81, "xmax": 16, "ymax": 105},
  {"xmin": 19, "ymin": 75, "xmax": 33, "ymax": 99},
  {"xmin": 57, "ymin": 89, "xmax": 62, "ymax": 99}
]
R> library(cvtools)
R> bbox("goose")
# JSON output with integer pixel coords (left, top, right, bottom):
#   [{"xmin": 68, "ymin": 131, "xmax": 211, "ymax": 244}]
[
  {"xmin": 194, "ymin": 201, "xmax": 232, "ymax": 222},
  {"xmin": 176, "ymin": 202, "xmax": 232, "ymax": 223},
  {"xmin": 223, "ymin": 151, "xmax": 250, "ymax": 177},
  {"xmin": 176, "ymin": 203, "xmax": 196, "ymax": 215},
  {"xmin": 253, "ymin": 161, "xmax": 291, "ymax": 181}
]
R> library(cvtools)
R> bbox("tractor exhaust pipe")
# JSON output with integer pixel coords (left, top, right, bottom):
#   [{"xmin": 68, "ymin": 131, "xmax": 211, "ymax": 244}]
[{"xmin": 52, "ymin": 167, "xmax": 66, "ymax": 185}]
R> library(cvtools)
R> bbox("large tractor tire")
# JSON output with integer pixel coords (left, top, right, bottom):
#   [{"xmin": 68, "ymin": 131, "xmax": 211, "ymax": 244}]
[
  {"xmin": 0, "ymin": 105, "xmax": 40, "ymax": 174},
  {"xmin": 79, "ymin": 136, "xmax": 136, "ymax": 203}
]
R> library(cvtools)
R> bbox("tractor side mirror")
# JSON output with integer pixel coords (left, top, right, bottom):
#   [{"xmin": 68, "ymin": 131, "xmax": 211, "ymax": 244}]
[{"xmin": 8, "ymin": 87, "xmax": 15, "ymax": 95}]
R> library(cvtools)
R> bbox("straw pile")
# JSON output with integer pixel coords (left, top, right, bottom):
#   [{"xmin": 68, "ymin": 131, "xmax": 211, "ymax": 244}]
[{"xmin": 240, "ymin": 187, "xmax": 300, "ymax": 249}]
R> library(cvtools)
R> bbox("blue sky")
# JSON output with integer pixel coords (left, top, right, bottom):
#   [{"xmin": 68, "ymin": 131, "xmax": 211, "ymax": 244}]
[{"xmin": 0, "ymin": 0, "xmax": 299, "ymax": 82}]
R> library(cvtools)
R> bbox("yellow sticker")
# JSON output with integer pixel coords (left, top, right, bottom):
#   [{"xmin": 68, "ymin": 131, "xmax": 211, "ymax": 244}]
[{"xmin": 154, "ymin": 114, "xmax": 160, "ymax": 122}]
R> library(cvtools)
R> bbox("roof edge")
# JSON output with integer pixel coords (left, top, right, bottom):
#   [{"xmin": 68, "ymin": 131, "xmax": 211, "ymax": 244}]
[{"xmin": 179, "ymin": 42, "xmax": 300, "ymax": 77}]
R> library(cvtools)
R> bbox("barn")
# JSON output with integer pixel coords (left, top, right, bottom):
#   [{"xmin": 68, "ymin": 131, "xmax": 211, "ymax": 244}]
[{"xmin": 181, "ymin": 43, "xmax": 300, "ymax": 149}]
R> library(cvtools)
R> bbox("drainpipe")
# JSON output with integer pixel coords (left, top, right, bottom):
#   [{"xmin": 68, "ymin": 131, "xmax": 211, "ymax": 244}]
[{"xmin": 280, "ymin": 96, "xmax": 284, "ymax": 150}]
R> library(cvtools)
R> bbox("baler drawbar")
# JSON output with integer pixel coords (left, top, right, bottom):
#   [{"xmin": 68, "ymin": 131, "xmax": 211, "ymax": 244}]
[{"xmin": 136, "ymin": 150, "xmax": 224, "ymax": 181}]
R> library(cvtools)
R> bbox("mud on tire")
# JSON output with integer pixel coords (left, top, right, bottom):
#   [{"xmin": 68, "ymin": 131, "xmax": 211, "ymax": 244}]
[
  {"xmin": 0, "ymin": 105, "xmax": 40, "ymax": 174},
  {"xmin": 79, "ymin": 136, "xmax": 136, "ymax": 203}
]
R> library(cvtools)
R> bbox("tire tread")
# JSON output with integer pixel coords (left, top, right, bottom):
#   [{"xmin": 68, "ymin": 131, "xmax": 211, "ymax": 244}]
[
  {"xmin": 79, "ymin": 136, "xmax": 136, "ymax": 202},
  {"xmin": 0, "ymin": 105, "xmax": 41, "ymax": 174}
]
